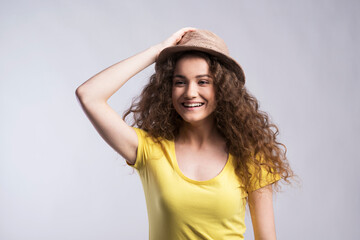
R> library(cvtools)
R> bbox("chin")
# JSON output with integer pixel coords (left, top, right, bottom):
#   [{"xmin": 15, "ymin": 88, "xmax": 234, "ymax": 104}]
[{"xmin": 180, "ymin": 114, "xmax": 214, "ymax": 126}]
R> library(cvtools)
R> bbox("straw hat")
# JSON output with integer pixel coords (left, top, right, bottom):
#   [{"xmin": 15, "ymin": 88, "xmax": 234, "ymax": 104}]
[{"xmin": 156, "ymin": 29, "xmax": 245, "ymax": 84}]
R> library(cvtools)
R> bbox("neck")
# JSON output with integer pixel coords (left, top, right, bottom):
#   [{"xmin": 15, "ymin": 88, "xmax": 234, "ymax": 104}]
[{"xmin": 176, "ymin": 118, "xmax": 222, "ymax": 148}]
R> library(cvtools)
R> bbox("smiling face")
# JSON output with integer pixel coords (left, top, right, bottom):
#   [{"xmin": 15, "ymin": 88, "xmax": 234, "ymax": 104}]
[{"xmin": 172, "ymin": 55, "xmax": 216, "ymax": 126}]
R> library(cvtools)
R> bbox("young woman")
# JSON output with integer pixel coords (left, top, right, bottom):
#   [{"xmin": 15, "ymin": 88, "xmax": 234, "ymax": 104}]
[{"xmin": 76, "ymin": 27, "xmax": 293, "ymax": 240}]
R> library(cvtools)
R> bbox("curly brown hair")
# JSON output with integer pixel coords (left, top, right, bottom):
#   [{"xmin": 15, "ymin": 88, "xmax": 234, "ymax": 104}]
[{"xmin": 124, "ymin": 51, "xmax": 293, "ymax": 192}]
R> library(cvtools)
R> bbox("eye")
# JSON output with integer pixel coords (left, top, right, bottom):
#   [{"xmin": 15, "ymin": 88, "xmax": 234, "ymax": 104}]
[
  {"xmin": 198, "ymin": 79, "xmax": 210, "ymax": 85},
  {"xmin": 173, "ymin": 80, "xmax": 186, "ymax": 86}
]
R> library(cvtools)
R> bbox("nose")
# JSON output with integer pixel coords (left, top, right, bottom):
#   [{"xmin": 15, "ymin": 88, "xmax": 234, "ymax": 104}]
[{"xmin": 184, "ymin": 82, "xmax": 198, "ymax": 99}]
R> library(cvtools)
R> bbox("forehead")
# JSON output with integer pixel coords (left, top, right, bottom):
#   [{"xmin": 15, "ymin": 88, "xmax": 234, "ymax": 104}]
[{"xmin": 174, "ymin": 56, "xmax": 210, "ymax": 74}]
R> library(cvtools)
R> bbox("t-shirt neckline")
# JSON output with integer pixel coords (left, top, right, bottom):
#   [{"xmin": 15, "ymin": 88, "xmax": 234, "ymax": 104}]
[{"xmin": 170, "ymin": 140, "xmax": 231, "ymax": 185}]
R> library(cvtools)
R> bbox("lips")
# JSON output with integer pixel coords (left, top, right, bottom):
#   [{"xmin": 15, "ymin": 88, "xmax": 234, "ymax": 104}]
[{"xmin": 182, "ymin": 102, "xmax": 205, "ymax": 108}]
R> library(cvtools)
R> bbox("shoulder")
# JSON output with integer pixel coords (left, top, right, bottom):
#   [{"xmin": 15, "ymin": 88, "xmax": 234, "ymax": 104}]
[
  {"xmin": 132, "ymin": 127, "xmax": 149, "ymax": 140},
  {"xmin": 132, "ymin": 127, "xmax": 165, "ymax": 146},
  {"xmin": 131, "ymin": 127, "xmax": 170, "ymax": 165},
  {"xmin": 246, "ymin": 153, "xmax": 281, "ymax": 192}
]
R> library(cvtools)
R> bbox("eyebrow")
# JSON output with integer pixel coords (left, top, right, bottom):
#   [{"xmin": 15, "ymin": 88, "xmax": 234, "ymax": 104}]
[{"xmin": 173, "ymin": 74, "xmax": 212, "ymax": 79}]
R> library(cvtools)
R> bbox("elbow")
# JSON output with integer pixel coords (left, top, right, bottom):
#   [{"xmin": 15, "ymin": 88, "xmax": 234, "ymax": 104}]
[
  {"xmin": 75, "ymin": 85, "xmax": 93, "ymax": 105},
  {"xmin": 75, "ymin": 86, "xmax": 84, "ymax": 99},
  {"xmin": 75, "ymin": 85, "xmax": 106, "ymax": 105},
  {"xmin": 75, "ymin": 86, "xmax": 85, "ymax": 103}
]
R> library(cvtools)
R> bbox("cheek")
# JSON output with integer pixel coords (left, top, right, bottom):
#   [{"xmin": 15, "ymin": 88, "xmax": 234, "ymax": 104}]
[
  {"xmin": 172, "ymin": 87, "xmax": 182, "ymax": 100},
  {"xmin": 204, "ymin": 88, "xmax": 216, "ymax": 102}
]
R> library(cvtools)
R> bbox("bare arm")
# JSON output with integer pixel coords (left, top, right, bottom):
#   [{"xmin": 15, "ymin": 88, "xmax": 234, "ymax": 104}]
[
  {"xmin": 75, "ymin": 27, "xmax": 196, "ymax": 164},
  {"xmin": 248, "ymin": 185, "xmax": 277, "ymax": 240}
]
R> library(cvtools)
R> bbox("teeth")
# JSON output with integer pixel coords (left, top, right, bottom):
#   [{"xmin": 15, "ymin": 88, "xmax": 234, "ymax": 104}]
[{"xmin": 183, "ymin": 103, "xmax": 203, "ymax": 107}]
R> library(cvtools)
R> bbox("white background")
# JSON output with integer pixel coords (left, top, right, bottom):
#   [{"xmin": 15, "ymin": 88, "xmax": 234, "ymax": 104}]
[{"xmin": 1, "ymin": 0, "xmax": 359, "ymax": 239}]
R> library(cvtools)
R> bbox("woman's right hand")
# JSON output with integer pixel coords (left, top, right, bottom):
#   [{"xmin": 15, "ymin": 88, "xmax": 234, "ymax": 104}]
[{"xmin": 153, "ymin": 27, "xmax": 197, "ymax": 60}]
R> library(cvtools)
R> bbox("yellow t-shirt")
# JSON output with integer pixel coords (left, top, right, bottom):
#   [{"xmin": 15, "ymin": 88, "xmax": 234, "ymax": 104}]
[{"xmin": 127, "ymin": 127, "xmax": 280, "ymax": 240}]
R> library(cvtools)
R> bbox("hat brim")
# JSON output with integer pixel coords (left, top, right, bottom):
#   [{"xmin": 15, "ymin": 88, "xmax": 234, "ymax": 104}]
[{"xmin": 156, "ymin": 45, "xmax": 245, "ymax": 84}]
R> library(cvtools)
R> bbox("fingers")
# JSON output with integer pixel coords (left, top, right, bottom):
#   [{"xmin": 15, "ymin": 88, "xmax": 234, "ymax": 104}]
[
  {"xmin": 154, "ymin": 27, "xmax": 197, "ymax": 60},
  {"xmin": 172, "ymin": 27, "xmax": 197, "ymax": 43},
  {"xmin": 175, "ymin": 27, "xmax": 197, "ymax": 35}
]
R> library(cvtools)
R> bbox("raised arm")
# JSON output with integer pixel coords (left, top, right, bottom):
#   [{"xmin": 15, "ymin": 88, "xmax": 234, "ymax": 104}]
[
  {"xmin": 75, "ymin": 27, "xmax": 196, "ymax": 164},
  {"xmin": 248, "ymin": 185, "xmax": 277, "ymax": 240}
]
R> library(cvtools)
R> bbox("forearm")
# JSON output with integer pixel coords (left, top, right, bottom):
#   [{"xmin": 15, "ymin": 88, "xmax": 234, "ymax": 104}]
[{"xmin": 76, "ymin": 45, "xmax": 160, "ymax": 103}]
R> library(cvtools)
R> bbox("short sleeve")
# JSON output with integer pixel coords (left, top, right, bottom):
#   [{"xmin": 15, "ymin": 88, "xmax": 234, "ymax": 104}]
[
  {"xmin": 126, "ymin": 127, "xmax": 148, "ymax": 170},
  {"xmin": 247, "ymin": 155, "xmax": 282, "ymax": 192}
]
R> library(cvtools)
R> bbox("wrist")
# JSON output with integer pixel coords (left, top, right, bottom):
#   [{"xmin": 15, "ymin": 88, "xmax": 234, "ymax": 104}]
[{"xmin": 149, "ymin": 43, "xmax": 165, "ymax": 61}]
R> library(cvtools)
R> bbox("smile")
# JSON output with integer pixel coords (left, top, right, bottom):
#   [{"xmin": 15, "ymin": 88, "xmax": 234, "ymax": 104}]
[{"xmin": 182, "ymin": 103, "xmax": 205, "ymax": 108}]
